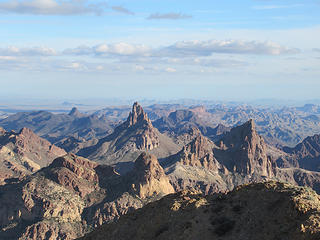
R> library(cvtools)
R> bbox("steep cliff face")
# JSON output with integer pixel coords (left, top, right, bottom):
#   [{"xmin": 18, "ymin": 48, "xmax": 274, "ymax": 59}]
[
  {"xmin": 80, "ymin": 181, "xmax": 320, "ymax": 240},
  {"xmin": 0, "ymin": 127, "xmax": 66, "ymax": 184},
  {"xmin": 215, "ymin": 119, "xmax": 274, "ymax": 177}
]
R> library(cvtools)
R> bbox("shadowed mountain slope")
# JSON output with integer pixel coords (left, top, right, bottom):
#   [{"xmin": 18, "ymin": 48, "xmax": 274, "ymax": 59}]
[{"xmin": 80, "ymin": 181, "xmax": 320, "ymax": 240}]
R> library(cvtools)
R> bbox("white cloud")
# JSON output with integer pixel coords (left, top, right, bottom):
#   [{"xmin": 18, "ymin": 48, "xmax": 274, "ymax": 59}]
[
  {"xmin": 147, "ymin": 13, "xmax": 192, "ymax": 20},
  {"xmin": 0, "ymin": 46, "xmax": 57, "ymax": 56},
  {"xmin": 64, "ymin": 43, "xmax": 151, "ymax": 56},
  {"xmin": 159, "ymin": 40, "xmax": 300, "ymax": 57},
  {"xmin": 64, "ymin": 39, "xmax": 299, "ymax": 59},
  {"xmin": 0, "ymin": 39, "xmax": 300, "ymax": 73},
  {"xmin": 165, "ymin": 67, "xmax": 177, "ymax": 73}
]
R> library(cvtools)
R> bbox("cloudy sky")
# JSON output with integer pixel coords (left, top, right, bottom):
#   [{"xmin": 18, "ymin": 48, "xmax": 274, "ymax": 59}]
[{"xmin": 0, "ymin": 0, "xmax": 319, "ymax": 101}]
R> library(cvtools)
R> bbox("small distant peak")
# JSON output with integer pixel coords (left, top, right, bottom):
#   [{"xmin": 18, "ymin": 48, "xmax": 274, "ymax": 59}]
[
  {"xmin": 190, "ymin": 105, "xmax": 206, "ymax": 114},
  {"xmin": 68, "ymin": 107, "xmax": 82, "ymax": 117}
]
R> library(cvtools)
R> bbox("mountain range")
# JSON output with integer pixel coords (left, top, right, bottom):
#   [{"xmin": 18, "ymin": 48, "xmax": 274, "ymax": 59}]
[{"xmin": 1, "ymin": 102, "xmax": 320, "ymax": 239}]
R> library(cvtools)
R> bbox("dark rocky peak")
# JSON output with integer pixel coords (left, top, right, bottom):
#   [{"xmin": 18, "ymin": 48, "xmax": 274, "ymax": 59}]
[
  {"xmin": 127, "ymin": 102, "xmax": 151, "ymax": 127},
  {"xmin": 284, "ymin": 134, "xmax": 320, "ymax": 158},
  {"xmin": 282, "ymin": 134, "xmax": 320, "ymax": 172},
  {"xmin": 218, "ymin": 119, "xmax": 256, "ymax": 149},
  {"xmin": 216, "ymin": 119, "xmax": 274, "ymax": 177},
  {"xmin": 133, "ymin": 152, "xmax": 163, "ymax": 178},
  {"xmin": 68, "ymin": 107, "xmax": 84, "ymax": 117}
]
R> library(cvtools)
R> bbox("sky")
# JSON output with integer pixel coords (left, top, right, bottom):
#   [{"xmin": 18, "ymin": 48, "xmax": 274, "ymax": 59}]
[{"xmin": 0, "ymin": 0, "xmax": 319, "ymax": 102}]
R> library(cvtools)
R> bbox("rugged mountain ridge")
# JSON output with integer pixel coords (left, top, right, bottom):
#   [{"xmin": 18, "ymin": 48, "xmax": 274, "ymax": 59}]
[
  {"xmin": 0, "ymin": 152, "xmax": 174, "ymax": 240},
  {"xmin": 0, "ymin": 127, "xmax": 66, "ymax": 184},
  {"xmin": 164, "ymin": 119, "xmax": 275, "ymax": 194},
  {"xmin": 282, "ymin": 134, "xmax": 320, "ymax": 171},
  {"xmin": 0, "ymin": 109, "xmax": 115, "ymax": 152},
  {"xmin": 153, "ymin": 109, "xmax": 230, "ymax": 143}
]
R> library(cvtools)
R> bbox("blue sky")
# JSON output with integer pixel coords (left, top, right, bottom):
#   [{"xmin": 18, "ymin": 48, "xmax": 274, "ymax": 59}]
[{"xmin": 0, "ymin": 0, "xmax": 319, "ymax": 102}]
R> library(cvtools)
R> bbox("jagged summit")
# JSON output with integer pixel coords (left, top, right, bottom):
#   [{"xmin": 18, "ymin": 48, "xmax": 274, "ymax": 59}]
[{"xmin": 126, "ymin": 102, "xmax": 151, "ymax": 126}]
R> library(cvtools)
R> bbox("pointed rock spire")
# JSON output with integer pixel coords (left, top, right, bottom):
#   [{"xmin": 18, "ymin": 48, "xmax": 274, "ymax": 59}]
[
  {"xmin": 124, "ymin": 102, "xmax": 159, "ymax": 150},
  {"xmin": 216, "ymin": 119, "xmax": 274, "ymax": 177},
  {"xmin": 129, "ymin": 152, "xmax": 174, "ymax": 199},
  {"xmin": 127, "ymin": 102, "xmax": 151, "ymax": 126},
  {"xmin": 68, "ymin": 107, "xmax": 83, "ymax": 117}
]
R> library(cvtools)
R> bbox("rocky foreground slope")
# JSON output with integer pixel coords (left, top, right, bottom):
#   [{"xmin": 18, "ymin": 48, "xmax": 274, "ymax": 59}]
[
  {"xmin": 0, "ymin": 153, "xmax": 173, "ymax": 240},
  {"xmin": 80, "ymin": 181, "xmax": 320, "ymax": 240}
]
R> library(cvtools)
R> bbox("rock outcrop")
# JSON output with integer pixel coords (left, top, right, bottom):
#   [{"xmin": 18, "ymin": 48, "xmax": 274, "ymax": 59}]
[
  {"xmin": 128, "ymin": 153, "xmax": 174, "ymax": 199},
  {"xmin": 177, "ymin": 135, "xmax": 217, "ymax": 170},
  {"xmin": 80, "ymin": 181, "xmax": 320, "ymax": 240},
  {"xmin": 0, "ymin": 127, "xmax": 66, "ymax": 184}
]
